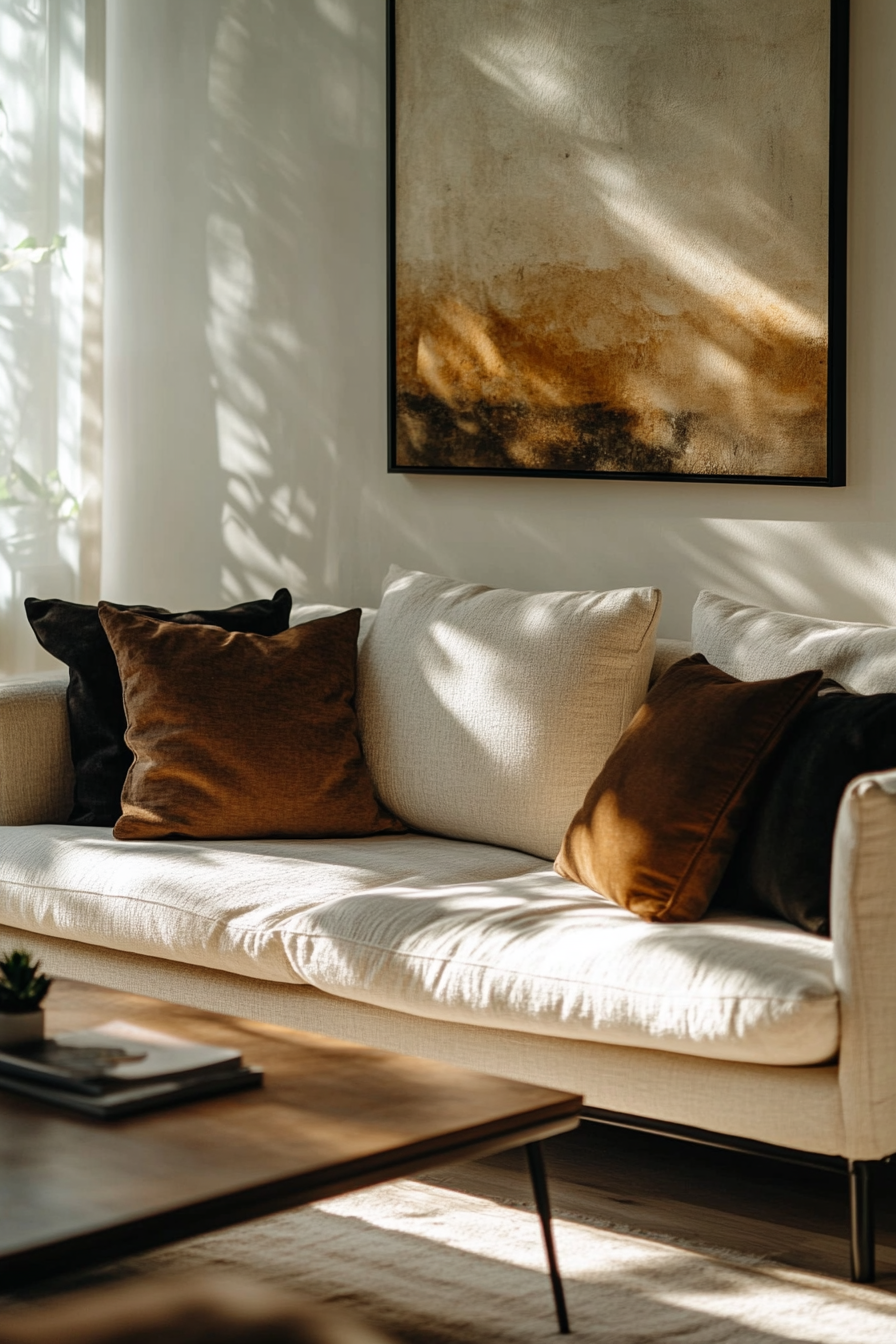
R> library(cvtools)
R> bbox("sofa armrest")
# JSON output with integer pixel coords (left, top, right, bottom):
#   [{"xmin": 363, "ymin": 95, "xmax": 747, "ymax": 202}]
[
  {"xmin": 0, "ymin": 676, "xmax": 73, "ymax": 825},
  {"xmin": 832, "ymin": 769, "xmax": 896, "ymax": 1159}
]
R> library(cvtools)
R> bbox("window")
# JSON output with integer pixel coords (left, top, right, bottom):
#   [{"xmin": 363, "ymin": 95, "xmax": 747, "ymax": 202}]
[{"xmin": 0, "ymin": 0, "xmax": 102, "ymax": 673}]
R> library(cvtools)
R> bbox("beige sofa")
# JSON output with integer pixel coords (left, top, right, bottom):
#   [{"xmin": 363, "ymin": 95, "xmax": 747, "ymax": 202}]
[{"xmin": 0, "ymin": 587, "xmax": 894, "ymax": 1282}]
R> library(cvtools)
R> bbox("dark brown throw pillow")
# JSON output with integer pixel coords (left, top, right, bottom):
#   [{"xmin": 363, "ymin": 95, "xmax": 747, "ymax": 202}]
[
  {"xmin": 25, "ymin": 591, "xmax": 292, "ymax": 827},
  {"xmin": 99, "ymin": 604, "xmax": 406, "ymax": 842},
  {"xmin": 555, "ymin": 655, "xmax": 823, "ymax": 922}
]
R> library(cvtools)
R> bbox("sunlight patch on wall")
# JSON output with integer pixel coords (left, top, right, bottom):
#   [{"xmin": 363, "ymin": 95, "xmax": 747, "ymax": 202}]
[{"xmin": 0, "ymin": 0, "xmax": 92, "ymax": 673}]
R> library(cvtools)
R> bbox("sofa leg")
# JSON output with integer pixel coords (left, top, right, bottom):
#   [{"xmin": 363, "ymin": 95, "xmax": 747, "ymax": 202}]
[
  {"xmin": 526, "ymin": 1142, "xmax": 570, "ymax": 1333},
  {"xmin": 848, "ymin": 1160, "xmax": 876, "ymax": 1283}
]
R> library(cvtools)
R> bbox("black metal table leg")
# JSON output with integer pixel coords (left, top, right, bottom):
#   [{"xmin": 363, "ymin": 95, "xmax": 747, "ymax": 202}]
[
  {"xmin": 526, "ymin": 1141, "xmax": 570, "ymax": 1333},
  {"xmin": 849, "ymin": 1159, "xmax": 875, "ymax": 1283}
]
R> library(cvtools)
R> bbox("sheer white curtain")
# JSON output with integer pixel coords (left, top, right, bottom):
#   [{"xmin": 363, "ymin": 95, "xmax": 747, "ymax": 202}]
[{"xmin": 0, "ymin": 0, "xmax": 103, "ymax": 674}]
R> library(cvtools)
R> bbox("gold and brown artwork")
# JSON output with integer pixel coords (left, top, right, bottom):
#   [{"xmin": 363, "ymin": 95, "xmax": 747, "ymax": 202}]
[{"xmin": 391, "ymin": 0, "xmax": 846, "ymax": 483}]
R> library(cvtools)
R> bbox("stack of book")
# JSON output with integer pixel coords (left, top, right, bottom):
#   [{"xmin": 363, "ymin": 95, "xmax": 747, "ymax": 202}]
[{"xmin": 0, "ymin": 1019, "xmax": 263, "ymax": 1118}]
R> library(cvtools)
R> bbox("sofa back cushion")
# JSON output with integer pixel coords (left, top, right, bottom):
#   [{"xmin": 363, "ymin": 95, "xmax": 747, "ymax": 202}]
[
  {"xmin": 356, "ymin": 567, "xmax": 661, "ymax": 860},
  {"xmin": 693, "ymin": 591, "xmax": 896, "ymax": 694},
  {"xmin": 293, "ymin": 602, "xmax": 689, "ymax": 688}
]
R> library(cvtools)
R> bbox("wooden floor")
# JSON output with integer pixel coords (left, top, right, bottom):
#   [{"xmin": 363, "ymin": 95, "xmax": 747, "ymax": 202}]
[{"xmin": 425, "ymin": 1119, "xmax": 896, "ymax": 1290}]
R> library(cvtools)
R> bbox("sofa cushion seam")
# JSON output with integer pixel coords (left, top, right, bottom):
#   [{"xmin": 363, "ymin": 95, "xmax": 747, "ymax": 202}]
[{"xmin": 0, "ymin": 877, "xmax": 289, "ymax": 934}]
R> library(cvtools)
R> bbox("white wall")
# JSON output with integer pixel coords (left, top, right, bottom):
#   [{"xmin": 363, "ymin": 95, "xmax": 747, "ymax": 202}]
[{"xmin": 103, "ymin": 0, "xmax": 896, "ymax": 639}]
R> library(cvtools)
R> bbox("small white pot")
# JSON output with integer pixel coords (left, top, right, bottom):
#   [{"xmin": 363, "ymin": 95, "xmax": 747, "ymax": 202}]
[{"xmin": 0, "ymin": 1009, "xmax": 44, "ymax": 1047}]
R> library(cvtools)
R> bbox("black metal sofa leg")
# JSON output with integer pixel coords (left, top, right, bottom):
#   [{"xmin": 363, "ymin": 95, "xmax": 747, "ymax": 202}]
[{"xmin": 848, "ymin": 1160, "xmax": 876, "ymax": 1283}]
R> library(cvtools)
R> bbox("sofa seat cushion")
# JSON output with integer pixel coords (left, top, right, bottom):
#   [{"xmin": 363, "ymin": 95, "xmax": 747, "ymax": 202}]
[
  {"xmin": 0, "ymin": 827, "xmax": 837, "ymax": 1067},
  {"xmin": 291, "ymin": 879, "xmax": 838, "ymax": 1066},
  {"xmin": 0, "ymin": 827, "xmax": 542, "ymax": 985}
]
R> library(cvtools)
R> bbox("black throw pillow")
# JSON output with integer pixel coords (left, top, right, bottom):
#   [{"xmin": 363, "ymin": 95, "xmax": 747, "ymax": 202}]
[
  {"xmin": 712, "ymin": 687, "xmax": 896, "ymax": 935},
  {"xmin": 25, "ymin": 590, "xmax": 293, "ymax": 826}
]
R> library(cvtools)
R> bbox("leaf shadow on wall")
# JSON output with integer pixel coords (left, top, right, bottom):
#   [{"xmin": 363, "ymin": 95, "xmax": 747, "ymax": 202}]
[
  {"xmin": 204, "ymin": 0, "xmax": 405, "ymax": 608},
  {"xmin": 198, "ymin": 0, "xmax": 895, "ymax": 638}
]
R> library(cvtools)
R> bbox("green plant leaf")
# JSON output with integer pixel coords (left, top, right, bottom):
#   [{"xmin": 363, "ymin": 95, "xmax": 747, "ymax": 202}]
[
  {"xmin": 0, "ymin": 458, "xmax": 81, "ymax": 518},
  {"xmin": 2, "ymin": 234, "xmax": 69, "ymax": 273},
  {"xmin": 13, "ymin": 460, "xmax": 45, "ymax": 496},
  {"xmin": 0, "ymin": 948, "xmax": 52, "ymax": 1013}
]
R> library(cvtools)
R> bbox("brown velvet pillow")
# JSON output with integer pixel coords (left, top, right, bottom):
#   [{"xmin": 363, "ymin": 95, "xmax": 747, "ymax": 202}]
[
  {"xmin": 98, "ymin": 604, "xmax": 406, "ymax": 842},
  {"xmin": 555, "ymin": 655, "xmax": 823, "ymax": 922}
]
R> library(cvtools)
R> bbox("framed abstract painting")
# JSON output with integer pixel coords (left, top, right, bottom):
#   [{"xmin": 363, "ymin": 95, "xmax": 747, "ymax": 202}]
[{"xmin": 388, "ymin": 0, "xmax": 848, "ymax": 485}]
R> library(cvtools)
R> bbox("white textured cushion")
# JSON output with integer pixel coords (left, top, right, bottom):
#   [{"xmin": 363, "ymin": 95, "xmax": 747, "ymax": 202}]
[
  {"xmin": 0, "ymin": 923, "xmax": 848, "ymax": 1155},
  {"xmin": 0, "ymin": 827, "xmax": 837, "ymax": 1066},
  {"xmin": 293, "ymin": 877, "xmax": 838, "ymax": 1067},
  {"xmin": 693, "ymin": 591, "xmax": 896, "ymax": 694},
  {"xmin": 357, "ymin": 568, "xmax": 661, "ymax": 859},
  {"xmin": 293, "ymin": 601, "xmax": 685, "ymax": 688},
  {"xmin": 0, "ymin": 828, "xmax": 541, "ymax": 985}
]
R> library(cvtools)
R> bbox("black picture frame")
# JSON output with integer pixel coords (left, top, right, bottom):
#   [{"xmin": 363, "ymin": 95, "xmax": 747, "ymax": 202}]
[{"xmin": 388, "ymin": 0, "xmax": 848, "ymax": 486}]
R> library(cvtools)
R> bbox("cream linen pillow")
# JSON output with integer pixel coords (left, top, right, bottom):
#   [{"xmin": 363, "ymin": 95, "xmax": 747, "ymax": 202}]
[
  {"xmin": 357, "ymin": 567, "xmax": 661, "ymax": 860},
  {"xmin": 693, "ymin": 591, "xmax": 896, "ymax": 695}
]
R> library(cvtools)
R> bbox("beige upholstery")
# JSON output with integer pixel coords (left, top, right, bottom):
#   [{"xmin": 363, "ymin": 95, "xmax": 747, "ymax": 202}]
[
  {"xmin": 693, "ymin": 591, "xmax": 896, "ymax": 694},
  {"xmin": 0, "ymin": 828, "xmax": 544, "ymax": 986},
  {"xmin": 2, "ymin": 624, "xmax": 894, "ymax": 1159},
  {"xmin": 0, "ymin": 674, "xmax": 71, "ymax": 826},
  {"xmin": 357, "ymin": 568, "xmax": 661, "ymax": 860},
  {"xmin": 648, "ymin": 637, "xmax": 692, "ymax": 684},
  {"xmin": 0, "ymin": 824, "xmax": 838, "ymax": 1066},
  {"xmin": 0, "ymin": 922, "xmax": 846, "ymax": 1157},
  {"xmin": 289, "ymin": 878, "xmax": 837, "ymax": 1065},
  {"xmin": 833, "ymin": 769, "xmax": 896, "ymax": 1160}
]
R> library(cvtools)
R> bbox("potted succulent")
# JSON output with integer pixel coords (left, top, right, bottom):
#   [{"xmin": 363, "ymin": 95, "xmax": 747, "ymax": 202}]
[{"xmin": 0, "ymin": 949, "xmax": 52, "ymax": 1046}]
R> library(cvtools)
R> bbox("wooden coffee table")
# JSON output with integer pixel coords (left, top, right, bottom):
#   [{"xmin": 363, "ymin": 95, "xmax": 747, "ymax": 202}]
[{"xmin": 0, "ymin": 981, "xmax": 581, "ymax": 1332}]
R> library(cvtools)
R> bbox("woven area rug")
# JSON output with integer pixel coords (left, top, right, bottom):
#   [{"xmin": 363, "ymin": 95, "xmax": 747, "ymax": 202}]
[{"xmin": 22, "ymin": 1178, "xmax": 896, "ymax": 1344}]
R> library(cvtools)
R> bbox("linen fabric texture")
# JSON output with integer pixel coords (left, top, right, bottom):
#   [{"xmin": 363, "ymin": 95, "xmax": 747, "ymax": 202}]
[
  {"xmin": 556, "ymin": 655, "xmax": 824, "ymax": 922},
  {"xmin": 714, "ymin": 688, "xmax": 896, "ymax": 935},
  {"xmin": 99, "ymin": 605, "xmax": 404, "ymax": 842},
  {"xmin": 5, "ymin": 666, "xmax": 896, "ymax": 1158},
  {"xmin": 0, "ymin": 675, "xmax": 72, "ymax": 826},
  {"xmin": 0, "ymin": 919, "xmax": 849, "ymax": 1156},
  {"xmin": 0, "ymin": 827, "xmax": 837, "ymax": 1066},
  {"xmin": 357, "ymin": 567, "xmax": 662, "ymax": 860},
  {"xmin": 693, "ymin": 591, "xmax": 896, "ymax": 695},
  {"xmin": 25, "ymin": 590, "xmax": 293, "ymax": 826},
  {"xmin": 648, "ymin": 637, "xmax": 693, "ymax": 686}
]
